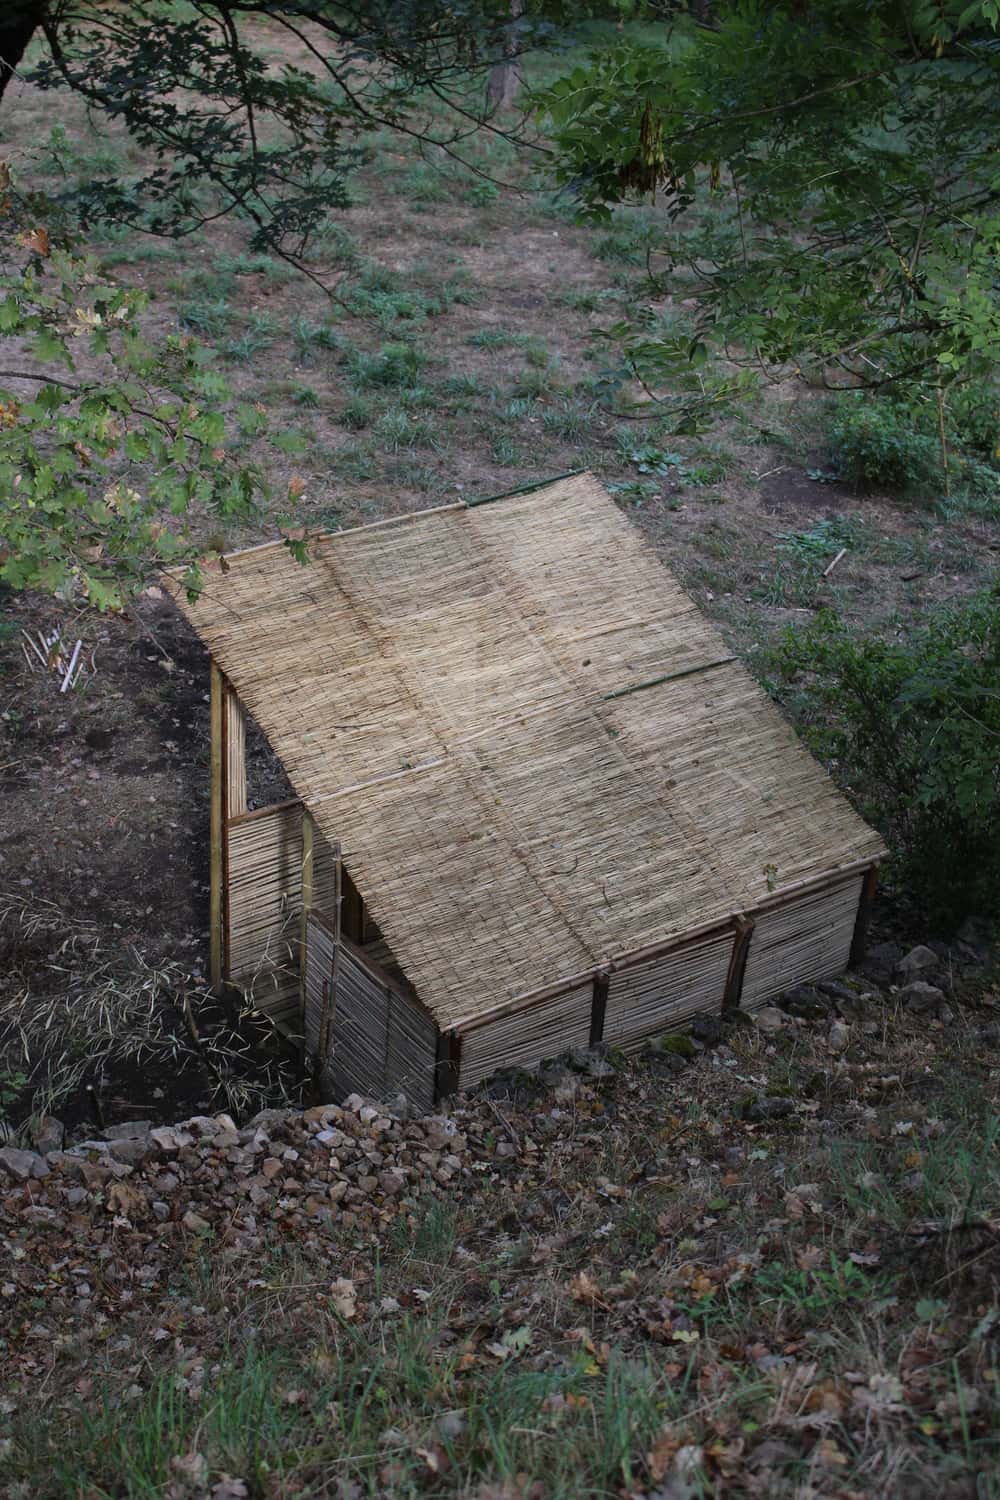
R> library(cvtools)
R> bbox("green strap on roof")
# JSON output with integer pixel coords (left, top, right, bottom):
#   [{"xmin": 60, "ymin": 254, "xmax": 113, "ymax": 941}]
[
  {"xmin": 602, "ymin": 656, "xmax": 738, "ymax": 701},
  {"xmin": 463, "ymin": 469, "xmax": 587, "ymax": 508}
]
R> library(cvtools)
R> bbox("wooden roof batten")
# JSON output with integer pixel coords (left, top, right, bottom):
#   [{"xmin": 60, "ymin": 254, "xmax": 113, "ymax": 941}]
[{"xmin": 167, "ymin": 472, "xmax": 885, "ymax": 1031}]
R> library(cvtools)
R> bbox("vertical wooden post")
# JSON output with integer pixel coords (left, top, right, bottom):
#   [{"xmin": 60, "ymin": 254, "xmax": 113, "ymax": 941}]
[
  {"xmin": 589, "ymin": 969, "xmax": 609, "ymax": 1047},
  {"xmin": 435, "ymin": 1032, "xmax": 462, "ymax": 1100},
  {"xmin": 850, "ymin": 865, "xmax": 878, "ymax": 966},
  {"xmin": 723, "ymin": 917, "xmax": 754, "ymax": 1013},
  {"xmin": 299, "ymin": 808, "xmax": 314, "ymax": 1016},
  {"xmin": 209, "ymin": 660, "xmax": 224, "ymax": 988}
]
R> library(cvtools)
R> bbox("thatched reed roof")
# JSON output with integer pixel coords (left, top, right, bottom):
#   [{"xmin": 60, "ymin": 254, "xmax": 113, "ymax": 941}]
[{"xmin": 169, "ymin": 473, "xmax": 884, "ymax": 1029}]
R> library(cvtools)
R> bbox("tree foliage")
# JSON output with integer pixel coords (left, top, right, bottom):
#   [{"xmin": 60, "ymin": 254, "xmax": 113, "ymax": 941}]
[
  {"xmin": 768, "ymin": 586, "xmax": 1000, "ymax": 932},
  {"xmin": 539, "ymin": 1, "xmax": 1000, "ymax": 426},
  {"xmin": 0, "ymin": 0, "xmax": 551, "ymax": 605},
  {"xmin": 0, "ymin": 164, "xmax": 274, "ymax": 607}
]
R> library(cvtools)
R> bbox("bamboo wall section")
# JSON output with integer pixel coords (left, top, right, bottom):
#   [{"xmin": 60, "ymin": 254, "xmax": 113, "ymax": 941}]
[
  {"xmin": 322, "ymin": 940, "xmax": 438, "ymax": 1112},
  {"xmin": 603, "ymin": 926, "xmax": 735, "ymax": 1053},
  {"xmin": 458, "ymin": 982, "xmax": 594, "ymax": 1090},
  {"xmin": 304, "ymin": 912, "xmax": 337, "ymax": 1063},
  {"xmin": 740, "ymin": 873, "xmax": 865, "ymax": 1011},
  {"xmin": 225, "ymin": 800, "xmax": 338, "ymax": 1029}
]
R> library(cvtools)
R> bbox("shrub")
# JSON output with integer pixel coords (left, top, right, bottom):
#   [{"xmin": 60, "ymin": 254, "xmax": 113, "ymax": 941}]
[
  {"xmin": 766, "ymin": 587, "xmax": 1000, "ymax": 932},
  {"xmin": 828, "ymin": 391, "xmax": 999, "ymax": 501},
  {"xmin": 828, "ymin": 399, "xmax": 942, "ymax": 494}
]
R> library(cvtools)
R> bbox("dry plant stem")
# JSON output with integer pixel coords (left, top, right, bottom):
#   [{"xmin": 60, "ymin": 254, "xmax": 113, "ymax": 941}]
[{"xmin": 937, "ymin": 381, "xmax": 951, "ymax": 498}]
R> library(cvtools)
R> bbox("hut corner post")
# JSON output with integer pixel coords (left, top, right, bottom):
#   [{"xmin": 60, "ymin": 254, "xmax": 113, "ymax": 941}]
[
  {"xmin": 850, "ymin": 865, "xmax": 878, "ymax": 967},
  {"xmin": 209, "ymin": 662, "xmax": 224, "ymax": 987},
  {"xmin": 209, "ymin": 660, "xmax": 247, "ymax": 989}
]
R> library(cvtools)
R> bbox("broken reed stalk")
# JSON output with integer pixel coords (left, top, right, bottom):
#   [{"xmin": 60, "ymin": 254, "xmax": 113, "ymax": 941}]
[{"xmin": 937, "ymin": 381, "xmax": 951, "ymax": 499}]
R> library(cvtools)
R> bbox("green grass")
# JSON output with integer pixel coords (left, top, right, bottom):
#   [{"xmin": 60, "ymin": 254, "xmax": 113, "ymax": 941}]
[{"xmin": 3, "ymin": 1322, "xmax": 674, "ymax": 1500}]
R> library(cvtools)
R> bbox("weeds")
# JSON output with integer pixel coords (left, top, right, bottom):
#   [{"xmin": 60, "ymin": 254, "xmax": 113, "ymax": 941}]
[{"xmin": 0, "ymin": 894, "xmax": 298, "ymax": 1123}]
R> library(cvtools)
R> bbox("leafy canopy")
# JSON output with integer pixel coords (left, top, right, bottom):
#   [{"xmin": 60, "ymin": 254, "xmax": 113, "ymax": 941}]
[{"xmin": 539, "ymin": 1, "xmax": 1000, "ymax": 426}]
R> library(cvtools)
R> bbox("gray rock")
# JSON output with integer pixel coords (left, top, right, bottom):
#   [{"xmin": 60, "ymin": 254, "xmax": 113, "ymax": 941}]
[
  {"xmin": 247, "ymin": 1108, "xmax": 296, "ymax": 1132},
  {"xmin": 689, "ymin": 1012, "xmax": 726, "ymax": 1046},
  {"xmin": 567, "ymin": 1046, "xmax": 615, "ymax": 1078},
  {"xmin": 149, "ymin": 1126, "xmax": 194, "ymax": 1154},
  {"xmin": 828, "ymin": 1021, "xmax": 851, "ymax": 1053},
  {"xmin": 29, "ymin": 1115, "xmax": 64, "ymax": 1154},
  {"xmin": 108, "ymin": 1137, "xmax": 152, "ymax": 1165},
  {"xmin": 860, "ymin": 941, "xmax": 904, "ymax": 984},
  {"xmin": 753, "ymin": 1006, "xmax": 786, "ymax": 1036},
  {"xmin": 900, "ymin": 980, "xmax": 945, "ymax": 1014},
  {"xmin": 977, "ymin": 1022, "xmax": 1000, "ymax": 1047},
  {"xmin": 103, "ymin": 1119, "xmax": 151, "ymax": 1141},
  {"xmin": 779, "ymin": 985, "xmax": 830, "ymax": 1020},
  {"xmin": 896, "ymin": 945, "xmax": 939, "ymax": 978},
  {"xmin": 0, "ymin": 1146, "xmax": 49, "ymax": 1181},
  {"xmin": 743, "ymin": 1096, "xmax": 794, "ymax": 1123}
]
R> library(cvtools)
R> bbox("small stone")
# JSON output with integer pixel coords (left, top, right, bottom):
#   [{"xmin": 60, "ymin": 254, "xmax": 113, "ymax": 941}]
[
  {"xmin": 379, "ymin": 1171, "xmax": 405, "ymax": 1195},
  {"xmin": 0, "ymin": 1148, "xmax": 49, "ymax": 1181},
  {"xmin": 149, "ymin": 1127, "xmax": 193, "ymax": 1155},
  {"xmin": 108, "ymin": 1138, "xmax": 151, "ymax": 1166},
  {"xmin": 900, "ymin": 981, "xmax": 945, "ymax": 1014},
  {"xmin": 152, "ymin": 1201, "xmax": 170, "ymax": 1222},
  {"xmin": 328, "ymin": 1180, "xmax": 348, "ymax": 1203},
  {"xmin": 743, "ymin": 1095, "xmax": 794, "ymax": 1123},
  {"xmin": 29, "ymin": 1116, "xmax": 64, "ymax": 1154},
  {"xmin": 357, "ymin": 1174, "xmax": 378, "ymax": 1193},
  {"xmin": 896, "ymin": 945, "xmax": 939, "ymax": 978},
  {"xmin": 860, "ymin": 940, "xmax": 904, "ymax": 984},
  {"xmin": 779, "ymin": 985, "xmax": 830, "ymax": 1020},
  {"xmin": 828, "ymin": 1021, "xmax": 850, "ymax": 1053},
  {"xmin": 261, "ymin": 1158, "xmax": 283, "ymax": 1180},
  {"xmin": 182, "ymin": 1210, "xmax": 211, "ymax": 1233},
  {"xmin": 753, "ymin": 1006, "xmax": 786, "ymax": 1036},
  {"xmin": 688, "ymin": 1012, "xmax": 726, "ymax": 1047},
  {"xmin": 103, "ymin": 1120, "xmax": 151, "ymax": 1141}
]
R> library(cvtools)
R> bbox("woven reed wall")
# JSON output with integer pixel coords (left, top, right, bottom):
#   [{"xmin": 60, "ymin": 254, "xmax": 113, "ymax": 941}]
[
  {"xmin": 458, "ymin": 982, "xmax": 593, "ymax": 1090},
  {"xmin": 740, "ymin": 875, "xmax": 864, "ymax": 1011},
  {"xmin": 603, "ymin": 927, "xmax": 734, "ymax": 1053},
  {"xmin": 225, "ymin": 801, "xmax": 339, "ymax": 1026},
  {"xmin": 322, "ymin": 943, "xmax": 438, "ymax": 1111},
  {"xmin": 172, "ymin": 472, "xmax": 884, "ymax": 1032},
  {"xmin": 304, "ymin": 912, "xmax": 337, "ymax": 1059}
]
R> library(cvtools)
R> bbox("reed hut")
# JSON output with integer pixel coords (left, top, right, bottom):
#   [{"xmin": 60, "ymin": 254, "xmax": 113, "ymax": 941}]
[{"xmin": 168, "ymin": 472, "xmax": 885, "ymax": 1108}]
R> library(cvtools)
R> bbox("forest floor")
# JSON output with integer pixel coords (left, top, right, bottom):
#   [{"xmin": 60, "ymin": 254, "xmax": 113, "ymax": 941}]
[
  {"xmin": 0, "ymin": 16, "xmax": 999, "ymax": 1498},
  {"xmin": 2, "ymin": 954, "xmax": 1000, "ymax": 1499}
]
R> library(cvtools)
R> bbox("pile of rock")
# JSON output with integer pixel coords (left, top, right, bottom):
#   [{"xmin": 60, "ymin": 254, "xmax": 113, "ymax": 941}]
[{"xmin": 0, "ymin": 1094, "xmax": 469, "ymax": 1247}]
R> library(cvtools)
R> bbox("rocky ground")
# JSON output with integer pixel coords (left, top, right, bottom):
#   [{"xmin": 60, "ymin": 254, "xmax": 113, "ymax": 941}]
[{"xmin": 1, "ymin": 938, "xmax": 998, "ymax": 1499}]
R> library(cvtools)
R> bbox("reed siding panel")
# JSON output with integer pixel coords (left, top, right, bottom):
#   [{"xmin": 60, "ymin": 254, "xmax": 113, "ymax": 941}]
[
  {"xmin": 604, "ymin": 928, "xmax": 732, "ymax": 1052},
  {"xmin": 459, "ymin": 983, "xmax": 593, "ymax": 1089},
  {"xmin": 740, "ymin": 875, "xmax": 865, "ymax": 1010},
  {"xmin": 226, "ymin": 801, "xmax": 340, "ymax": 1024}
]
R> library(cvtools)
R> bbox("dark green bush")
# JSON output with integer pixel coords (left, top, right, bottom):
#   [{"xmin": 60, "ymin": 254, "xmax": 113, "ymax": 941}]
[
  {"xmin": 828, "ymin": 399, "xmax": 942, "ymax": 494},
  {"xmin": 766, "ymin": 587, "xmax": 1000, "ymax": 932},
  {"xmin": 828, "ymin": 391, "xmax": 999, "ymax": 500}
]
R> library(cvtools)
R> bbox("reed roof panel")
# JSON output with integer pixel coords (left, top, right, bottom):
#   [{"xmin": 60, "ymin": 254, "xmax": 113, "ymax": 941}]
[{"xmin": 169, "ymin": 472, "xmax": 883, "ymax": 1027}]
